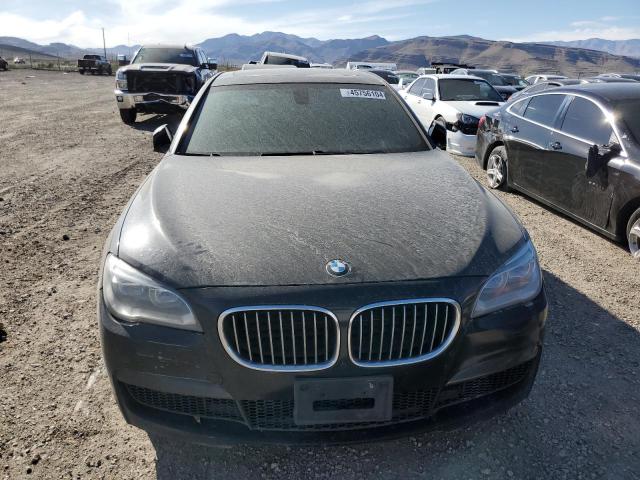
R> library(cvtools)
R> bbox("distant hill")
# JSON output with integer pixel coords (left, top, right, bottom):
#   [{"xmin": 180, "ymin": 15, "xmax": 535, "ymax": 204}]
[
  {"xmin": 197, "ymin": 31, "xmax": 388, "ymax": 64},
  {"xmin": 343, "ymin": 35, "xmax": 640, "ymax": 76},
  {"xmin": 3, "ymin": 33, "xmax": 640, "ymax": 76},
  {"xmin": 545, "ymin": 38, "xmax": 640, "ymax": 58},
  {"xmin": 0, "ymin": 36, "xmax": 138, "ymax": 59},
  {"xmin": 0, "ymin": 43, "xmax": 57, "ymax": 61}
]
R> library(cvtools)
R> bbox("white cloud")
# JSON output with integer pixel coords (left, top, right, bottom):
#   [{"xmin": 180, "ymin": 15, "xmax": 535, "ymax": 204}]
[
  {"xmin": 505, "ymin": 23, "xmax": 640, "ymax": 42},
  {"xmin": 0, "ymin": 0, "xmax": 440, "ymax": 47}
]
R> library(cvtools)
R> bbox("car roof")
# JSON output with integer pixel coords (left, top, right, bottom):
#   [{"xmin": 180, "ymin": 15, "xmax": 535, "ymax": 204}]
[
  {"xmin": 139, "ymin": 44, "xmax": 195, "ymax": 50},
  {"xmin": 213, "ymin": 68, "xmax": 388, "ymax": 86},
  {"xmin": 419, "ymin": 74, "xmax": 487, "ymax": 81},
  {"xmin": 541, "ymin": 82, "xmax": 640, "ymax": 104}
]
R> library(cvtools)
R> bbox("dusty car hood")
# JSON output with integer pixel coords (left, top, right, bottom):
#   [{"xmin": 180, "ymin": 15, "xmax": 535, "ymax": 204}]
[
  {"xmin": 117, "ymin": 151, "xmax": 525, "ymax": 287},
  {"xmin": 120, "ymin": 63, "xmax": 198, "ymax": 73}
]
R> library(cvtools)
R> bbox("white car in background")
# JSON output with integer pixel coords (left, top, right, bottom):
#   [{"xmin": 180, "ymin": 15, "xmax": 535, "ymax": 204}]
[{"xmin": 402, "ymin": 75, "xmax": 504, "ymax": 156}]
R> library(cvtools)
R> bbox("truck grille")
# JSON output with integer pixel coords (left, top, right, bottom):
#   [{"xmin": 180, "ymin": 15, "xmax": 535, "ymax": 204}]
[
  {"xmin": 218, "ymin": 307, "xmax": 339, "ymax": 371},
  {"xmin": 126, "ymin": 71, "xmax": 195, "ymax": 94},
  {"xmin": 349, "ymin": 299, "xmax": 460, "ymax": 366}
]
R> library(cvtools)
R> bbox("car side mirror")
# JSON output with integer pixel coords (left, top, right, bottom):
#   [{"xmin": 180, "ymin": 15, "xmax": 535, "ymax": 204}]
[
  {"xmin": 422, "ymin": 91, "xmax": 434, "ymax": 101},
  {"xmin": 586, "ymin": 142, "xmax": 620, "ymax": 177},
  {"xmin": 207, "ymin": 58, "xmax": 218, "ymax": 70},
  {"xmin": 153, "ymin": 124, "xmax": 173, "ymax": 153}
]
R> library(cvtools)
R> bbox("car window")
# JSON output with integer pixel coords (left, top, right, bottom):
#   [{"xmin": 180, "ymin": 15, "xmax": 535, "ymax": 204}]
[
  {"xmin": 182, "ymin": 83, "xmax": 429, "ymax": 156},
  {"xmin": 422, "ymin": 78, "xmax": 436, "ymax": 97},
  {"xmin": 561, "ymin": 97, "xmax": 613, "ymax": 145},
  {"xmin": 408, "ymin": 78, "xmax": 426, "ymax": 96},
  {"xmin": 438, "ymin": 79, "xmax": 503, "ymax": 102},
  {"xmin": 132, "ymin": 47, "xmax": 198, "ymax": 66},
  {"xmin": 523, "ymin": 94, "xmax": 566, "ymax": 126},
  {"xmin": 509, "ymin": 98, "xmax": 530, "ymax": 117}
]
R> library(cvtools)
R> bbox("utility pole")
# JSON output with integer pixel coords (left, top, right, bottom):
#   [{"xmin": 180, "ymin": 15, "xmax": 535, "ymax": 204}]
[{"xmin": 102, "ymin": 27, "xmax": 107, "ymax": 58}]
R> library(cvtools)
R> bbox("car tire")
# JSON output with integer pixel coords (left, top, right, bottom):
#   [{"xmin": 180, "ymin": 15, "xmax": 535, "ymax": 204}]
[
  {"xmin": 79, "ymin": 69, "xmax": 85, "ymax": 75},
  {"xmin": 626, "ymin": 208, "xmax": 640, "ymax": 259},
  {"xmin": 107, "ymin": 66, "xmax": 112, "ymax": 76},
  {"xmin": 119, "ymin": 109, "xmax": 137, "ymax": 125},
  {"xmin": 486, "ymin": 146, "xmax": 510, "ymax": 191},
  {"xmin": 430, "ymin": 117, "xmax": 447, "ymax": 150}
]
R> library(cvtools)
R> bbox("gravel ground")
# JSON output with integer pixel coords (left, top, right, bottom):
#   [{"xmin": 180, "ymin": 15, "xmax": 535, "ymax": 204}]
[{"xmin": 1, "ymin": 69, "xmax": 639, "ymax": 480}]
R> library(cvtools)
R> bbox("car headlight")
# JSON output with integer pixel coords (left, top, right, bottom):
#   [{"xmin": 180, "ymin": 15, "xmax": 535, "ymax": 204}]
[
  {"xmin": 458, "ymin": 113, "xmax": 479, "ymax": 125},
  {"xmin": 102, "ymin": 254, "xmax": 201, "ymax": 331},
  {"xmin": 115, "ymin": 69, "xmax": 127, "ymax": 90},
  {"xmin": 472, "ymin": 240, "xmax": 542, "ymax": 318}
]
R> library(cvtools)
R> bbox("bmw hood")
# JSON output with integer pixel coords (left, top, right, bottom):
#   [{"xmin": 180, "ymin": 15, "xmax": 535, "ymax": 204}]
[{"xmin": 116, "ymin": 151, "xmax": 525, "ymax": 287}]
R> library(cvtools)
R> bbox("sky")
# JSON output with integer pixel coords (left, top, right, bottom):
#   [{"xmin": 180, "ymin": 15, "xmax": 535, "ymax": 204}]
[{"xmin": 0, "ymin": 0, "xmax": 639, "ymax": 47}]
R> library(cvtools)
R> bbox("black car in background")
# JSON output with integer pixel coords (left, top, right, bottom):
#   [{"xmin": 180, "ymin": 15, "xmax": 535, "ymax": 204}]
[
  {"xmin": 476, "ymin": 83, "xmax": 640, "ymax": 257},
  {"xmin": 368, "ymin": 69, "xmax": 401, "ymax": 88},
  {"xmin": 0, "ymin": 56, "xmax": 8, "ymax": 71},
  {"xmin": 599, "ymin": 73, "xmax": 640, "ymax": 82},
  {"xmin": 499, "ymin": 73, "xmax": 529, "ymax": 90},
  {"xmin": 450, "ymin": 68, "xmax": 518, "ymax": 100}
]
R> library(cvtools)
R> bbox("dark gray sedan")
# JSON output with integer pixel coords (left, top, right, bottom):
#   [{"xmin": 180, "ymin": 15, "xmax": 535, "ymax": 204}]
[{"xmin": 99, "ymin": 69, "xmax": 547, "ymax": 445}]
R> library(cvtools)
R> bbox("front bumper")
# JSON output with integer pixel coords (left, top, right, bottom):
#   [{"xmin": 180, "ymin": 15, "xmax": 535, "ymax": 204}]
[
  {"xmin": 99, "ymin": 280, "xmax": 547, "ymax": 445},
  {"xmin": 114, "ymin": 90, "xmax": 193, "ymax": 114},
  {"xmin": 446, "ymin": 130, "xmax": 477, "ymax": 157}
]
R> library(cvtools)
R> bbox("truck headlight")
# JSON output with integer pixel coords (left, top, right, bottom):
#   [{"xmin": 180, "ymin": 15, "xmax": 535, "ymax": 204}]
[
  {"xmin": 115, "ymin": 69, "xmax": 128, "ymax": 90},
  {"xmin": 472, "ymin": 240, "xmax": 542, "ymax": 318},
  {"xmin": 102, "ymin": 254, "xmax": 201, "ymax": 331}
]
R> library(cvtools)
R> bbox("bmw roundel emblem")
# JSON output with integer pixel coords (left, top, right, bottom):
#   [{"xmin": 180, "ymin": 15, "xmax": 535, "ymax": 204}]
[{"xmin": 326, "ymin": 259, "xmax": 350, "ymax": 277}]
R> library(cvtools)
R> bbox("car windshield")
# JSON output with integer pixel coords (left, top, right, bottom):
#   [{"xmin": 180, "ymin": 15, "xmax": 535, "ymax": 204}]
[
  {"xmin": 615, "ymin": 99, "xmax": 640, "ymax": 143},
  {"xmin": 181, "ymin": 83, "xmax": 429, "ymax": 156},
  {"xmin": 439, "ymin": 79, "xmax": 504, "ymax": 102},
  {"xmin": 471, "ymin": 71, "xmax": 507, "ymax": 86},
  {"xmin": 132, "ymin": 47, "xmax": 197, "ymax": 66},
  {"xmin": 503, "ymin": 76, "xmax": 529, "ymax": 87}
]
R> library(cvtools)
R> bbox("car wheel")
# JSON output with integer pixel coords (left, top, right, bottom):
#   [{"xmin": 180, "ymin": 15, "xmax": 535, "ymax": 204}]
[
  {"xmin": 430, "ymin": 117, "xmax": 447, "ymax": 150},
  {"xmin": 79, "ymin": 69, "xmax": 85, "ymax": 75},
  {"xmin": 486, "ymin": 146, "xmax": 509, "ymax": 191},
  {"xmin": 107, "ymin": 66, "xmax": 112, "ymax": 76},
  {"xmin": 626, "ymin": 208, "xmax": 640, "ymax": 259},
  {"xmin": 119, "ymin": 109, "xmax": 137, "ymax": 124}
]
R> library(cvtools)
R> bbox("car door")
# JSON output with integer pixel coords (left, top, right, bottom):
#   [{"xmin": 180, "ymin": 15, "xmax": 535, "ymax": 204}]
[
  {"xmin": 402, "ymin": 78, "xmax": 428, "ymax": 125},
  {"xmin": 508, "ymin": 93, "xmax": 568, "ymax": 197},
  {"xmin": 546, "ymin": 95, "xmax": 619, "ymax": 228}
]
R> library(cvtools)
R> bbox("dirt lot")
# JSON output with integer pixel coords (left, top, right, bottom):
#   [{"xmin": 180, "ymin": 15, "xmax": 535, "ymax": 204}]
[{"xmin": 1, "ymin": 69, "xmax": 639, "ymax": 480}]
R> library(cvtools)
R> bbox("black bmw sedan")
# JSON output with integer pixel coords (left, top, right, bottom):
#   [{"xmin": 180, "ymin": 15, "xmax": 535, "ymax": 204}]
[
  {"xmin": 99, "ymin": 69, "xmax": 547, "ymax": 445},
  {"xmin": 476, "ymin": 83, "xmax": 640, "ymax": 257}
]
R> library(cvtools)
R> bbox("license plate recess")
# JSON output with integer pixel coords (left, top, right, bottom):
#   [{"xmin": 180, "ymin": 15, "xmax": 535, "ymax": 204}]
[{"xmin": 294, "ymin": 376, "xmax": 393, "ymax": 425}]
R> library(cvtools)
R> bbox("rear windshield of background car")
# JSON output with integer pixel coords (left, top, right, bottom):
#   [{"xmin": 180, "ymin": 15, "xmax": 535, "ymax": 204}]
[
  {"xmin": 438, "ymin": 79, "xmax": 503, "ymax": 102},
  {"xmin": 472, "ymin": 71, "xmax": 507, "ymax": 86},
  {"xmin": 132, "ymin": 47, "xmax": 197, "ymax": 66},
  {"xmin": 265, "ymin": 55, "xmax": 310, "ymax": 68},
  {"xmin": 180, "ymin": 83, "xmax": 429, "ymax": 156}
]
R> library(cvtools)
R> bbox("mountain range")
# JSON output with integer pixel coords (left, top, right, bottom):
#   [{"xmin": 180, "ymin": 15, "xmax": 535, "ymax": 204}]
[
  {"xmin": 2, "ymin": 32, "xmax": 639, "ymax": 76},
  {"xmin": 544, "ymin": 38, "xmax": 640, "ymax": 58}
]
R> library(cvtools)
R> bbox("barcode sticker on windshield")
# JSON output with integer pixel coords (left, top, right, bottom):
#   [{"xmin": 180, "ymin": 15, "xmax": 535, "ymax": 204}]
[{"xmin": 340, "ymin": 89, "xmax": 386, "ymax": 100}]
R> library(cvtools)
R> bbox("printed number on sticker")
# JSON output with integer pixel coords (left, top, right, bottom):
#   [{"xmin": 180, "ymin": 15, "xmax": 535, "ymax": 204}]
[{"xmin": 340, "ymin": 89, "xmax": 386, "ymax": 100}]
